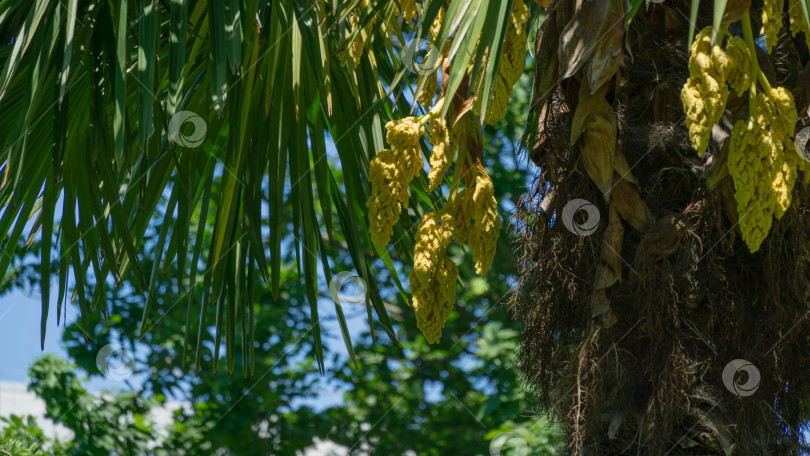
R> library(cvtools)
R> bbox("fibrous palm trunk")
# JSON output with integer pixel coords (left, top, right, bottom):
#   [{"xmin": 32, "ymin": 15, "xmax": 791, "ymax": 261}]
[{"xmin": 512, "ymin": 1, "xmax": 810, "ymax": 454}]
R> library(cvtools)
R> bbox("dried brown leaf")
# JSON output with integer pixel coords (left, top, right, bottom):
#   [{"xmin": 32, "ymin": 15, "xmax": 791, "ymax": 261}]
[
  {"xmin": 610, "ymin": 173, "xmax": 653, "ymax": 231},
  {"xmin": 532, "ymin": 13, "xmax": 561, "ymax": 112},
  {"xmin": 637, "ymin": 213, "xmax": 683, "ymax": 259},
  {"xmin": 571, "ymin": 81, "xmax": 611, "ymax": 145},
  {"xmin": 584, "ymin": 4, "xmax": 622, "ymax": 94},
  {"xmin": 590, "ymin": 289, "xmax": 618, "ymax": 328},
  {"xmin": 595, "ymin": 205, "xmax": 624, "ymax": 289},
  {"xmin": 558, "ymin": 0, "xmax": 616, "ymax": 80},
  {"xmin": 721, "ymin": 0, "xmax": 751, "ymax": 23},
  {"xmin": 613, "ymin": 150, "xmax": 639, "ymax": 187},
  {"xmin": 577, "ymin": 99, "xmax": 616, "ymax": 199}
]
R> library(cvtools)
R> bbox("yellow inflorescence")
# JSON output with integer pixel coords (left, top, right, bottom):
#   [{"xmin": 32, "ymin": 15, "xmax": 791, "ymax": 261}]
[
  {"xmin": 728, "ymin": 120, "xmax": 773, "ymax": 252},
  {"xmin": 411, "ymin": 257, "xmax": 458, "ymax": 344},
  {"xmin": 762, "ymin": 87, "xmax": 799, "ymax": 138},
  {"xmin": 406, "ymin": 173, "xmax": 500, "ymax": 342},
  {"xmin": 789, "ymin": 0, "xmax": 810, "ymax": 49},
  {"xmin": 410, "ymin": 212, "xmax": 457, "ymax": 344},
  {"xmin": 408, "ymin": 175, "xmax": 500, "ymax": 342},
  {"xmin": 418, "ymin": 71, "xmax": 439, "ymax": 108},
  {"xmin": 449, "ymin": 188, "xmax": 475, "ymax": 243},
  {"xmin": 727, "ymin": 88, "xmax": 800, "ymax": 253},
  {"xmin": 417, "ymin": 7, "xmax": 448, "ymax": 109},
  {"xmin": 428, "ymin": 119, "xmax": 452, "ymax": 191},
  {"xmin": 386, "ymin": 117, "xmax": 425, "ymax": 179},
  {"xmin": 468, "ymin": 176, "xmax": 501, "ymax": 277},
  {"xmin": 367, "ymin": 118, "xmax": 424, "ymax": 247},
  {"xmin": 681, "ymin": 27, "xmax": 729, "ymax": 156},
  {"xmin": 347, "ymin": 14, "xmax": 365, "ymax": 69},
  {"xmin": 371, "ymin": 152, "xmax": 502, "ymax": 343},
  {"xmin": 411, "ymin": 212, "xmax": 454, "ymax": 287},
  {"xmin": 762, "ymin": 0, "xmax": 784, "ymax": 52},
  {"xmin": 368, "ymin": 149, "xmax": 404, "ymax": 247},
  {"xmin": 366, "ymin": 2, "xmax": 519, "ymax": 340},
  {"xmin": 723, "ymin": 36, "xmax": 750, "ymax": 96},
  {"xmin": 399, "ymin": 0, "xmax": 418, "ymax": 22},
  {"xmin": 429, "ymin": 6, "xmax": 445, "ymax": 40},
  {"xmin": 679, "ymin": 18, "xmax": 805, "ymax": 252},
  {"xmin": 472, "ymin": 0, "xmax": 529, "ymax": 125},
  {"xmin": 758, "ymin": 88, "xmax": 799, "ymax": 219}
]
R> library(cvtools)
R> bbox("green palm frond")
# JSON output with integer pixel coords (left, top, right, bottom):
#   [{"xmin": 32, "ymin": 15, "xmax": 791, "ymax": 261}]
[{"xmin": 0, "ymin": 0, "xmax": 522, "ymax": 375}]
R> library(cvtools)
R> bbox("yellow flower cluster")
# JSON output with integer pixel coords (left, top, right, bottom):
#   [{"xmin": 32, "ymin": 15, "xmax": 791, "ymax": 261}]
[
  {"xmin": 411, "ymin": 212, "xmax": 454, "ymax": 288},
  {"xmin": 727, "ymin": 88, "xmax": 800, "ymax": 252},
  {"xmin": 368, "ymin": 149, "xmax": 403, "ymax": 247},
  {"xmin": 347, "ymin": 14, "xmax": 365, "ymax": 69},
  {"xmin": 758, "ymin": 88, "xmax": 799, "ymax": 218},
  {"xmin": 472, "ymin": 0, "xmax": 529, "ymax": 125},
  {"xmin": 789, "ymin": 0, "xmax": 810, "ymax": 49},
  {"xmin": 410, "ymin": 212, "xmax": 457, "ymax": 344},
  {"xmin": 681, "ymin": 27, "xmax": 729, "ymax": 156},
  {"xmin": 418, "ymin": 71, "xmax": 439, "ymax": 108},
  {"xmin": 429, "ymin": 6, "xmax": 445, "ymax": 40},
  {"xmin": 408, "ymin": 174, "xmax": 500, "ymax": 343},
  {"xmin": 762, "ymin": 0, "xmax": 784, "ymax": 52},
  {"xmin": 368, "ymin": 118, "xmax": 501, "ymax": 343},
  {"xmin": 345, "ymin": 7, "xmax": 378, "ymax": 70},
  {"xmin": 728, "ymin": 120, "xmax": 773, "ymax": 251},
  {"xmin": 417, "ymin": 7, "xmax": 447, "ymax": 109},
  {"xmin": 364, "ymin": 0, "xmax": 518, "ymax": 340},
  {"xmin": 400, "ymin": 0, "xmax": 418, "ymax": 22},
  {"xmin": 468, "ymin": 176, "xmax": 501, "ymax": 276},
  {"xmin": 428, "ymin": 119, "xmax": 452, "ymax": 191},
  {"xmin": 449, "ymin": 188, "xmax": 474, "ymax": 243},
  {"xmin": 386, "ymin": 117, "xmax": 426, "ymax": 177},
  {"xmin": 723, "ymin": 36, "xmax": 750, "ymax": 96},
  {"xmin": 367, "ymin": 118, "xmax": 424, "ymax": 247},
  {"xmin": 680, "ymin": 19, "xmax": 805, "ymax": 252}
]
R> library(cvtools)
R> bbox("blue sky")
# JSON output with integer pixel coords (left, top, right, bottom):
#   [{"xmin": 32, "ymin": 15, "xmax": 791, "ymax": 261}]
[
  {"xmin": 0, "ymin": 280, "xmax": 370, "ymax": 411},
  {"xmin": 0, "ymin": 289, "xmax": 69, "ymax": 384}
]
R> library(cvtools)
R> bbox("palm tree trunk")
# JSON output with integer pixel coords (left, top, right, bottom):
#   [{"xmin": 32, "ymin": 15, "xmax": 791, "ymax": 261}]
[{"xmin": 513, "ymin": 1, "xmax": 810, "ymax": 454}]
